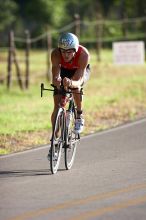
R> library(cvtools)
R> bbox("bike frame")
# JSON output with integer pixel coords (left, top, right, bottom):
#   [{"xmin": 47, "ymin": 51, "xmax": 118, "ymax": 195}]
[
  {"xmin": 41, "ymin": 83, "xmax": 82, "ymax": 173},
  {"xmin": 41, "ymin": 82, "xmax": 82, "ymax": 140}
]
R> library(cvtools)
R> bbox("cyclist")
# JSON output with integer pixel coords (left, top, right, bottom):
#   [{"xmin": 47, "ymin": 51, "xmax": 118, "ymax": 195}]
[{"xmin": 51, "ymin": 32, "xmax": 90, "ymax": 134}]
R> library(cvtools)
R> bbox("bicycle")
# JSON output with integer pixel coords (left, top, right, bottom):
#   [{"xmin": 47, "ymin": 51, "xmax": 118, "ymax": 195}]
[{"xmin": 41, "ymin": 83, "xmax": 83, "ymax": 174}]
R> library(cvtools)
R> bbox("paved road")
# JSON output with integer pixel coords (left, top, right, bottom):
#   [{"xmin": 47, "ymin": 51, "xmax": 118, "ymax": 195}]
[{"xmin": 0, "ymin": 119, "xmax": 146, "ymax": 220}]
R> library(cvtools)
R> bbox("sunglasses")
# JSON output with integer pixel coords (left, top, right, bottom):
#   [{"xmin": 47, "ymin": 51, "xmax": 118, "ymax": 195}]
[{"xmin": 60, "ymin": 49, "xmax": 75, "ymax": 54}]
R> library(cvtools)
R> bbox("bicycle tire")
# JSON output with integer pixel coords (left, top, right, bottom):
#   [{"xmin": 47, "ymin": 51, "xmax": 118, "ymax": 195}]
[
  {"xmin": 64, "ymin": 108, "xmax": 79, "ymax": 170},
  {"xmin": 50, "ymin": 107, "xmax": 64, "ymax": 174}
]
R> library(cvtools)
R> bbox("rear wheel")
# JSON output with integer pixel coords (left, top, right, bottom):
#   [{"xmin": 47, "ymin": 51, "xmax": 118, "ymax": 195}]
[
  {"xmin": 65, "ymin": 110, "xmax": 79, "ymax": 170},
  {"xmin": 50, "ymin": 108, "xmax": 64, "ymax": 174}
]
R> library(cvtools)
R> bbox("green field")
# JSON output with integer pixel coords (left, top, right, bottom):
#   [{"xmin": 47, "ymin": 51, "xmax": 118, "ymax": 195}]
[{"xmin": 0, "ymin": 49, "xmax": 146, "ymax": 154}]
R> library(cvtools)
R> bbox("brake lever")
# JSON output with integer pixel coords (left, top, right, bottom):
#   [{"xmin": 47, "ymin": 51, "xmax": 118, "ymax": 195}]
[{"xmin": 41, "ymin": 83, "xmax": 44, "ymax": 97}]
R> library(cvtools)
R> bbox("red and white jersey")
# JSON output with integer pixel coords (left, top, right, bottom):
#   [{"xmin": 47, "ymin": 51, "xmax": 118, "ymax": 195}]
[{"xmin": 60, "ymin": 45, "xmax": 83, "ymax": 70}]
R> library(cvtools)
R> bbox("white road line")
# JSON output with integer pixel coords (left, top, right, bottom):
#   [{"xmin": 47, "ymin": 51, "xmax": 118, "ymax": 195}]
[{"xmin": 83, "ymin": 117, "xmax": 146, "ymax": 140}]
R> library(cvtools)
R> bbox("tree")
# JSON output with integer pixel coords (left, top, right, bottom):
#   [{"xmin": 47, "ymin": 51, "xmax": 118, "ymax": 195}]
[
  {"xmin": 13, "ymin": 0, "xmax": 67, "ymax": 35},
  {"xmin": 0, "ymin": 0, "xmax": 146, "ymax": 47},
  {"xmin": 0, "ymin": 0, "xmax": 18, "ymax": 32}
]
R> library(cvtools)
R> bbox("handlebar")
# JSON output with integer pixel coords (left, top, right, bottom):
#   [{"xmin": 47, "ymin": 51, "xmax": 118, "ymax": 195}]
[
  {"xmin": 40, "ymin": 83, "xmax": 83, "ymax": 97},
  {"xmin": 41, "ymin": 83, "xmax": 55, "ymax": 97}
]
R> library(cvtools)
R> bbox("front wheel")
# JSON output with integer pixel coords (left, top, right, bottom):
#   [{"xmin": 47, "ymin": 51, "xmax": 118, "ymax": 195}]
[
  {"xmin": 50, "ymin": 108, "xmax": 64, "ymax": 174},
  {"xmin": 64, "ymin": 110, "xmax": 79, "ymax": 170}
]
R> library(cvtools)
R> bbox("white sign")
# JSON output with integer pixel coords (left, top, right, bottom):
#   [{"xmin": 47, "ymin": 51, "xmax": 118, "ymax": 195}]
[{"xmin": 113, "ymin": 41, "xmax": 145, "ymax": 65}]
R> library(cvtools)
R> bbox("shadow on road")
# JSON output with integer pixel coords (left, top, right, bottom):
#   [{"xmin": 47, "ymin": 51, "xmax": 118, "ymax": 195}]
[
  {"xmin": 0, "ymin": 168, "xmax": 67, "ymax": 177},
  {"xmin": 0, "ymin": 169, "xmax": 52, "ymax": 177}
]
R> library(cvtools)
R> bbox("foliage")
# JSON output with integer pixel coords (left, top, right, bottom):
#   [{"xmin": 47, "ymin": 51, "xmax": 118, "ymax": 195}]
[
  {"xmin": 0, "ymin": 0, "xmax": 18, "ymax": 32},
  {"xmin": 0, "ymin": 0, "xmax": 146, "ymax": 41},
  {"xmin": 13, "ymin": 0, "xmax": 67, "ymax": 36}
]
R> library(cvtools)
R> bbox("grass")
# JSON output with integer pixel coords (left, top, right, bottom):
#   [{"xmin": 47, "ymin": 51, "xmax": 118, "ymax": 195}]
[
  {"xmin": 0, "ymin": 49, "xmax": 146, "ymax": 154},
  {"xmin": 0, "ymin": 86, "xmax": 52, "ymax": 133}
]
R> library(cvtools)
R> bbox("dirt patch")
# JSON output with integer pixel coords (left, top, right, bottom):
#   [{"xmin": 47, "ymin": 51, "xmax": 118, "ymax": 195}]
[
  {"xmin": 1, "ymin": 105, "xmax": 146, "ymax": 155},
  {"xmin": 0, "ymin": 130, "xmax": 51, "ymax": 154}
]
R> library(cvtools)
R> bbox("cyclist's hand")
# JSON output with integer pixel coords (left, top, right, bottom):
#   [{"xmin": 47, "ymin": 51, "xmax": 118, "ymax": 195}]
[
  {"xmin": 54, "ymin": 76, "xmax": 61, "ymax": 89},
  {"xmin": 63, "ymin": 77, "xmax": 71, "ymax": 90}
]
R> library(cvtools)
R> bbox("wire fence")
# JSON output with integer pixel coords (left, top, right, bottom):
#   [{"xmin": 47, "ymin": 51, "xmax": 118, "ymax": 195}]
[
  {"xmin": 0, "ymin": 16, "xmax": 146, "ymax": 89},
  {"xmin": 6, "ymin": 16, "xmax": 144, "ymax": 46}
]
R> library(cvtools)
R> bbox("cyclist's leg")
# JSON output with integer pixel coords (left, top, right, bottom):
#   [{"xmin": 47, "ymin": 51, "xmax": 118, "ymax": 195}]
[
  {"xmin": 74, "ymin": 63, "xmax": 90, "ymax": 106},
  {"xmin": 49, "ymin": 93, "xmax": 63, "ymax": 159},
  {"xmin": 72, "ymin": 90, "xmax": 83, "ymax": 117},
  {"xmin": 72, "ymin": 65, "xmax": 90, "ymax": 133},
  {"xmin": 72, "ymin": 64, "xmax": 90, "ymax": 115},
  {"xmin": 51, "ymin": 94, "xmax": 60, "ymax": 127},
  {"xmin": 71, "ymin": 80, "xmax": 83, "ymax": 118},
  {"xmin": 48, "ymin": 93, "xmax": 60, "ymax": 157}
]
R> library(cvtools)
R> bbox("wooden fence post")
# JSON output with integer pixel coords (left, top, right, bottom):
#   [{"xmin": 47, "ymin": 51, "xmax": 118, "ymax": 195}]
[
  {"xmin": 7, "ymin": 31, "xmax": 13, "ymax": 89},
  {"xmin": 120, "ymin": 0, "xmax": 128, "ymax": 39},
  {"xmin": 74, "ymin": 14, "xmax": 80, "ymax": 37},
  {"xmin": 46, "ymin": 31, "xmax": 52, "ymax": 82},
  {"xmin": 12, "ymin": 31, "xmax": 24, "ymax": 90},
  {"xmin": 25, "ymin": 30, "xmax": 30, "ymax": 89},
  {"xmin": 96, "ymin": 15, "xmax": 103, "ymax": 62}
]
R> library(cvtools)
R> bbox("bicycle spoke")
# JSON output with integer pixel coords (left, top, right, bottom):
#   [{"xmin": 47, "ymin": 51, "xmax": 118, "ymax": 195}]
[
  {"xmin": 50, "ymin": 108, "xmax": 64, "ymax": 174},
  {"xmin": 65, "ymin": 109, "xmax": 79, "ymax": 170}
]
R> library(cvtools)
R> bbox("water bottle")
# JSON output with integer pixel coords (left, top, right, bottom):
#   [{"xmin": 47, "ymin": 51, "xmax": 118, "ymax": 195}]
[{"xmin": 66, "ymin": 110, "xmax": 72, "ymax": 127}]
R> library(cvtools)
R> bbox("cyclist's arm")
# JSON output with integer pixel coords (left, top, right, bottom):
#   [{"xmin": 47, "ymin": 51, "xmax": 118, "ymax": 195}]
[
  {"xmin": 51, "ymin": 49, "xmax": 61, "ymax": 86},
  {"xmin": 71, "ymin": 49, "xmax": 89, "ymax": 88}
]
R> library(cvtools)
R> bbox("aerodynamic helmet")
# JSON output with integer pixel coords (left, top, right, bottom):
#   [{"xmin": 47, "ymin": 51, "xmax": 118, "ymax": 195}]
[{"xmin": 58, "ymin": 33, "xmax": 79, "ymax": 52}]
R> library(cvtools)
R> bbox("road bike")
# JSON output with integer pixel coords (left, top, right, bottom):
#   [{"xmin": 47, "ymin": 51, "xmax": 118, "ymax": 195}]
[{"xmin": 41, "ymin": 83, "xmax": 83, "ymax": 174}]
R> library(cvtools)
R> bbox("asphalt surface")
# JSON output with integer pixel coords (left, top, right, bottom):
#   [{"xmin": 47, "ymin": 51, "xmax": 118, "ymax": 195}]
[{"xmin": 0, "ymin": 118, "xmax": 146, "ymax": 220}]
